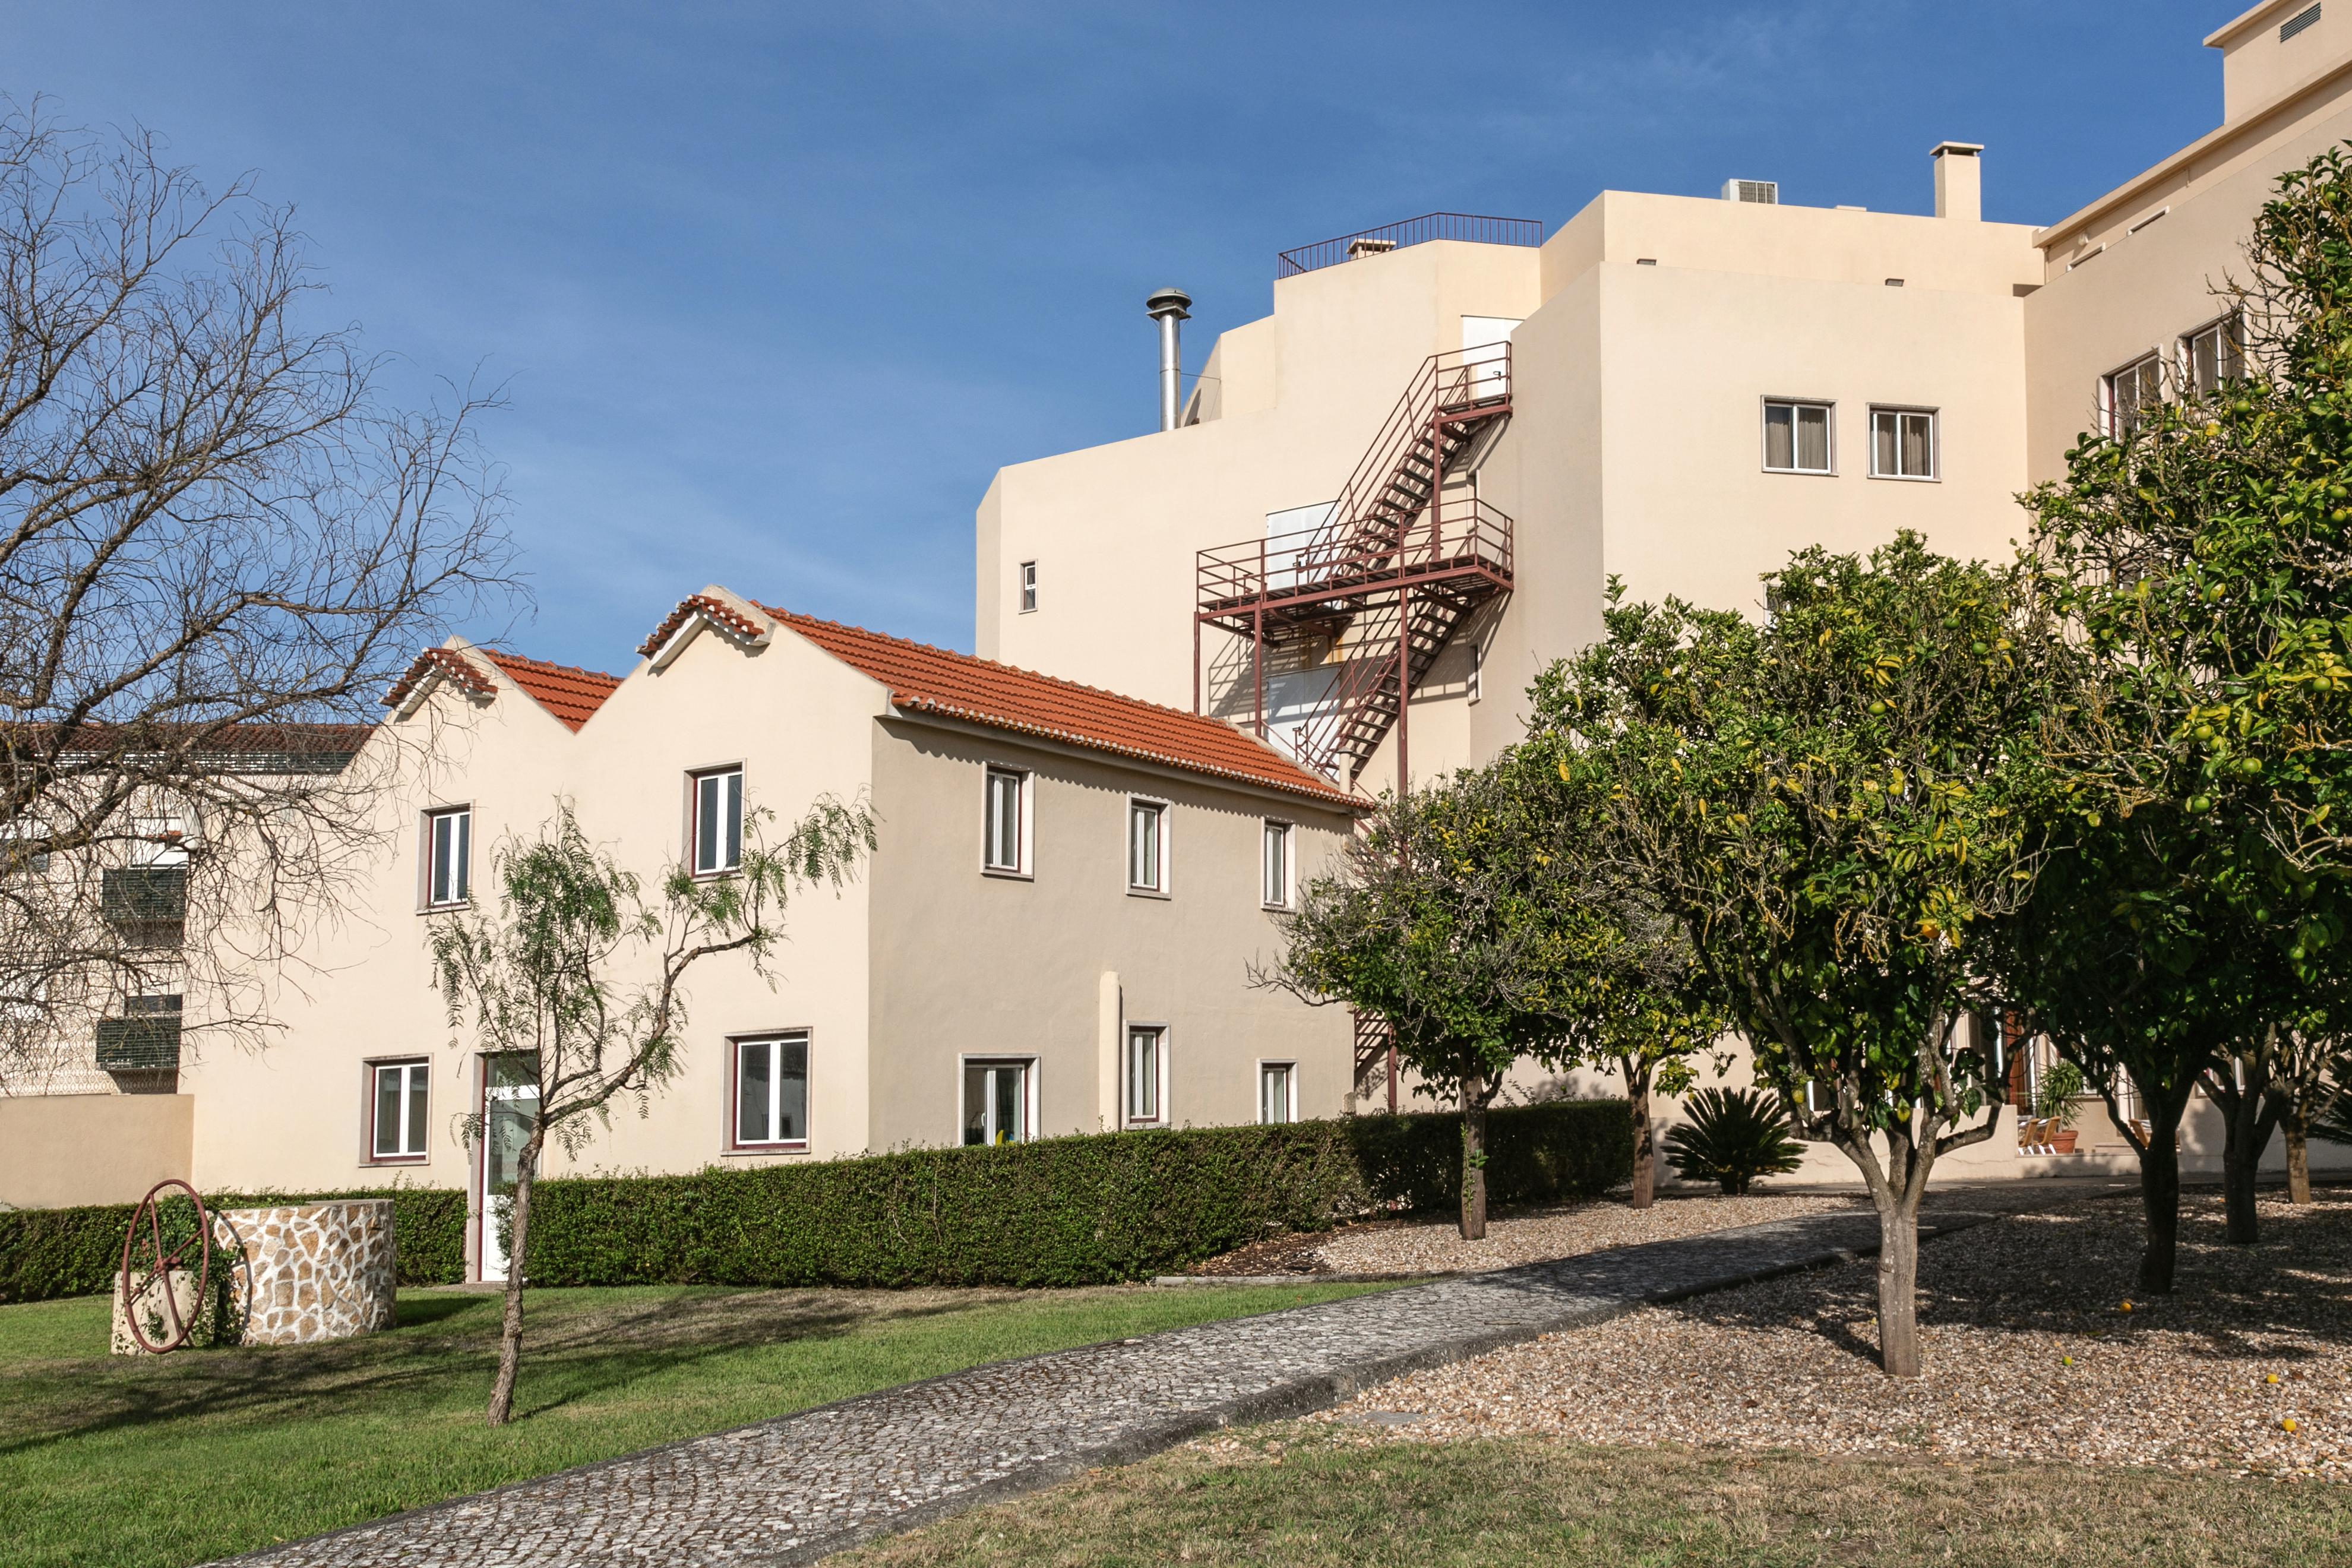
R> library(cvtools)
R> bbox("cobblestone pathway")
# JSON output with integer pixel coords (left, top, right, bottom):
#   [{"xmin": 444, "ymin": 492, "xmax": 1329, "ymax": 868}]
[{"xmin": 219, "ymin": 1205, "xmax": 1996, "ymax": 1567}]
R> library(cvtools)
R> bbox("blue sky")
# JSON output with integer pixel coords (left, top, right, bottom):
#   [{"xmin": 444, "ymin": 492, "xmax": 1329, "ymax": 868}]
[{"xmin": 6, "ymin": 1, "xmax": 2237, "ymax": 670}]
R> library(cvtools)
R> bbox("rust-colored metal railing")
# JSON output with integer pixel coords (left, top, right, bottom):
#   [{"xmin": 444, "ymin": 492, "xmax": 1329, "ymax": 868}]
[{"xmin": 1277, "ymin": 213, "xmax": 1544, "ymax": 279}]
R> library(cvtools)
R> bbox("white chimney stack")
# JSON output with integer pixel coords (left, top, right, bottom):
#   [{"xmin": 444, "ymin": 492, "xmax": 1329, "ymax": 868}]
[
  {"xmin": 1932, "ymin": 142, "xmax": 1983, "ymax": 222},
  {"xmin": 1145, "ymin": 287, "xmax": 1192, "ymax": 432}
]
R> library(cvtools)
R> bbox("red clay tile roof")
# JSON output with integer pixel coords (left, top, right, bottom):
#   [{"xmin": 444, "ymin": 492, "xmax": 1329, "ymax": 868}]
[
  {"xmin": 637, "ymin": 593, "xmax": 769, "ymax": 659},
  {"xmin": 480, "ymin": 652, "xmax": 622, "ymax": 732},
  {"xmin": 384, "ymin": 647, "xmax": 498, "ymax": 709},
  {"xmin": 760, "ymin": 607, "xmax": 1361, "ymax": 809}
]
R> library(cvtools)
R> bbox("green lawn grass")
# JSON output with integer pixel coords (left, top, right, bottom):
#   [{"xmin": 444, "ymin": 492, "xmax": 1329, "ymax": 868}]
[
  {"xmin": 835, "ymin": 1422, "xmax": 2352, "ymax": 1567},
  {"xmin": 0, "ymin": 1280, "xmax": 1387, "ymax": 1568}
]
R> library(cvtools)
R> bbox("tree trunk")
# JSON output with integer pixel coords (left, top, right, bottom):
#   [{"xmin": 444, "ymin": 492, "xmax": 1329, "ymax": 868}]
[
  {"xmin": 2209, "ymin": 1067, "xmax": 2277, "ymax": 1245},
  {"xmin": 1459, "ymin": 1069, "xmax": 1488, "ymax": 1241},
  {"xmin": 1625, "ymin": 1058, "xmax": 1655, "ymax": 1211},
  {"xmin": 485, "ymin": 1131, "xmax": 542, "ymax": 1427},
  {"xmin": 2138, "ymin": 1106, "xmax": 2182, "ymax": 1295},
  {"xmin": 1874, "ymin": 1188, "xmax": 1923, "ymax": 1378},
  {"xmin": 2285, "ymin": 1123, "xmax": 2313, "ymax": 1205}
]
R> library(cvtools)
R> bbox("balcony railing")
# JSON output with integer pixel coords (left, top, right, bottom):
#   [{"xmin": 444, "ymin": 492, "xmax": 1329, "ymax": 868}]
[
  {"xmin": 1276, "ymin": 213, "xmax": 1545, "ymax": 279},
  {"xmin": 96, "ymin": 1015, "xmax": 182, "ymax": 1073},
  {"xmin": 1198, "ymin": 497, "xmax": 1515, "ymax": 625},
  {"xmin": 102, "ymin": 866, "xmax": 188, "ymax": 925}
]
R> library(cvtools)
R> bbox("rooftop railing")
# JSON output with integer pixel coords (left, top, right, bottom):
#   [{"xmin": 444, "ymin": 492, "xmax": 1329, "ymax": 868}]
[{"xmin": 1276, "ymin": 213, "xmax": 1545, "ymax": 279}]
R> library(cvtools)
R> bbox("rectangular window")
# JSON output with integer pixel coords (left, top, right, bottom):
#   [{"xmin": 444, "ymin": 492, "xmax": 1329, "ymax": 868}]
[
  {"xmin": 2106, "ymin": 353, "xmax": 2163, "ymax": 438},
  {"xmin": 984, "ymin": 767, "xmax": 1028, "ymax": 873},
  {"xmin": 1019, "ymin": 561, "xmax": 1038, "ymax": 614},
  {"xmin": 425, "ymin": 807, "xmax": 471, "ymax": 908},
  {"xmin": 1262, "ymin": 820, "xmax": 1292, "ymax": 909},
  {"xmin": 370, "ymin": 1060, "xmax": 430, "ymax": 1161},
  {"xmin": 1260, "ymin": 1061, "xmax": 1297, "ymax": 1125},
  {"xmin": 1128, "ymin": 799, "xmax": 1166, "ymax": 893},
  {"xmin": 962, "ymin": 1057, "xmax": 1032, "ymax": 1145},
  {"xmin": 733, "ymin": 1033, "xmax": 810, "ymax": 1149},
  {"xmin": 1762, "ymin": 400, "xmax": 1833, "ymax": 473},
  {"xmin": 2184, "ymin": 317, "xmax": 2243, "ymax": 398},
  {"xmin": 1126, "ymin": 1026, "xmax": 1166, "ymax": 1126},
  {"xmin": 691, "ymin": 767, "xmax": 744, "ymax": 876},
  {"xmin": 1869, "ymin": 407, "xmax": 1937, "ymax": 480}
]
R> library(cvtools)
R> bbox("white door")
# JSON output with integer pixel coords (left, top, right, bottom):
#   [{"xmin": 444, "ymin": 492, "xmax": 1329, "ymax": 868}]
[
  {"xmin": 478, "ymin": 1057, "xmax": 539, "ymax": 1282},
  {"xmin": 1460, "ymin": 315, "xmax": 1522, "ymax": 396}
]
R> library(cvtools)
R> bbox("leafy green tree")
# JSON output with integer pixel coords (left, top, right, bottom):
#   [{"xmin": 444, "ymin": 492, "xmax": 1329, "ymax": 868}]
[
  {"xmin": 1532, "ymin": 538, "xmax": 2056, "ymax": 1376},
  {"xmin": 429, "ymin": 793, "xmax": 872, "ymax": 1424}
]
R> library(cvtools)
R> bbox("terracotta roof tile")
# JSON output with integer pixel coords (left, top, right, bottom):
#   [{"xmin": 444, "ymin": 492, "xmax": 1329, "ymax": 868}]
[
  {"xmin": 384, "ymin": 647, "xmax": 497, "ymax": 709},
  {"xmin": 480, "ymin": 651, "xmax": 622, "ymax": 732},
  {"xmin": 761, "ymin": 607, "xmax": 1361, "ymax": 810},
  {"xmin": 637, "ymin": 593, "xmax": 768, "ymax": 659}
]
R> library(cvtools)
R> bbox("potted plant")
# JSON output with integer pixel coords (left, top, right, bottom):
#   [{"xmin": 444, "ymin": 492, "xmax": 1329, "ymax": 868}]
[{"xmin": 2033, "ymin": 1058, "xmax": 2086, "ymax": 1155}]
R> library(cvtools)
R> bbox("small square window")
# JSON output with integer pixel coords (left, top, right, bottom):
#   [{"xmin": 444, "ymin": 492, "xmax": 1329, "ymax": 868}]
[
  {"xmin": 1262, "ymin": 820, "xmax": 1292, "ymax": 909},
  {"xmin": 1869, "ymin": 407, "xmax": 1937, "ymax": 480},
  {"xmin": 370, "ymin": 1060, "xmax": 430, "ymax": 1161},
  {"xmin": 963, "ymin": 1057, "xmax": 1033, "ymax": 1145},
  {"xmin": 1260, "ymin": 1061, "xmax": 1297, "ymax": 1125},
  {"xmin": 2104, "ymin": 353, "xmax": 2163, "ymax": 438},
  {"xmin": 984, "ymin": 767, "xmax": 1028, "ymax": 874},
  {"xmin": 1126, "ymin": 1025, "xmax": 1166, "ymax": 1127},
  {"xmin": 691, "ymin": 767, "xmax": 743, "ymax": 876},
  {"xmin": 1019, "ymin": 561, "xmax": 1038, "ymax": 614},
  {"xmin": 423, "ymin": 807, "xmax": 470, "ymax": 908},
  {"xmin": 1762, "ymin": 400, "xmax": 1833, "ymax": 473},
  {"xmin": 1128, "ymin": 799, "xmax": 1167, "ymax": 894},
  {"xmin": 733, "ymin": 1033, "xmax": 809, "ymax": 1149},
  {"xmin": 2183, "ymin": 317, "xmax": 2243, "ymax": 399}
]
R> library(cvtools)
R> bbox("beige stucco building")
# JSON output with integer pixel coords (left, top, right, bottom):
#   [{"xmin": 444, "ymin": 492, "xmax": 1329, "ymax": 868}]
[{"xmin": 978, "ymin": 1, "xmax": 2352, "ymax": 1183}]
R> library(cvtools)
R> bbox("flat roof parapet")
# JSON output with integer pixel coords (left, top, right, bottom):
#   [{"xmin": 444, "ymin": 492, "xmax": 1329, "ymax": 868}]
[{"xmin": 1276, "ymin": 212, "xmax": 1545, "ymax": 279}]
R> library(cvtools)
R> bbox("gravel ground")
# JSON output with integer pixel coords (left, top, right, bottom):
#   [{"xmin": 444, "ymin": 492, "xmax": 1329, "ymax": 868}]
[
  {"xmin": 1316, "ymin": 1190, "xmax": 2352, "ymax": 1481},
  {"xmin": 1307, "ymin": 1192, "xmax": 1862, "ymax": 1276}
]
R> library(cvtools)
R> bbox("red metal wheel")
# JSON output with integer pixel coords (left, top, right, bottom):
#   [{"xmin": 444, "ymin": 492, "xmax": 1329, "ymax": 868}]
[{"xmin": 118, "ymin": 1179, "xmax": 212, "ymax": 1354}]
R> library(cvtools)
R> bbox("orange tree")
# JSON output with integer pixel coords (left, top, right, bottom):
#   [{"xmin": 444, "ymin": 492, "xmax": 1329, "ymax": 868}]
[{"xmin": 1529, "ymin": 536, "xmax": 2059, "ymax": 1377}]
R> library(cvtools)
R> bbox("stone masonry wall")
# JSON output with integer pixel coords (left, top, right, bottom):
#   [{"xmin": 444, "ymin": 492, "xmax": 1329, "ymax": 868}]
[{"xmin": 215, "ymin": 1199, "xmax": 397, "ymax": 1345}]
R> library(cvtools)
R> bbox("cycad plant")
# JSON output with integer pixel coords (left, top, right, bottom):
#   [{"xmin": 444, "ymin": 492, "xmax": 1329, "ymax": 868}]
[{"xmin": 1664, "ymin": 1088, "xmax": 1806, "ymax": 1195}]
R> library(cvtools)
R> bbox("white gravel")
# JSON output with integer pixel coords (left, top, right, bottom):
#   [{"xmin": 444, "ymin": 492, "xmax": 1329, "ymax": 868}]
[
  {"xmin": 1316, "ymin": 1190, "xmax": 2352, "ymax": 1481},
  {"xmin": 1310, "ymin": 1191, "xmax": 1862, "ymax": 1276}
]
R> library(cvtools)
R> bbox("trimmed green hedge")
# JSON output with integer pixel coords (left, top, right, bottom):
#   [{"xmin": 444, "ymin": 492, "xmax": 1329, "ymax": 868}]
[
  {"xmin": 523, "ymin": 1100, "xmax": 1631, "ymax": 1290},
  {"xmin": 0, "ymin": 1186, "xmax": 467, "ymax": 1305},
  {"xmin": 0, "ymin": 1100, "xmax": 1630, "ymax": 1301}
]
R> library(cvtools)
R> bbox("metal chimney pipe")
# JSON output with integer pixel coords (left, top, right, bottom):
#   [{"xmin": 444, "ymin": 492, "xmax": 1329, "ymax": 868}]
[{"xmin": 1145, "ymin": 286, "xmax": 1191, "ymax": 431}]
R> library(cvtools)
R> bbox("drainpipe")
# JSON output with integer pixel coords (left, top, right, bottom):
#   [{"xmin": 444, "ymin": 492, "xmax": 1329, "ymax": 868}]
[{"xmin": 1146, "ymin": 287, "xmax": 1191, "ymax": 432}]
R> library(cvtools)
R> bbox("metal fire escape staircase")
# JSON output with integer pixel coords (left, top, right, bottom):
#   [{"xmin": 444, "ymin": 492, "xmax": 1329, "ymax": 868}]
[{"xmin": 1196, "ymin": 345, "xmax": 1516, "ymax": 787}]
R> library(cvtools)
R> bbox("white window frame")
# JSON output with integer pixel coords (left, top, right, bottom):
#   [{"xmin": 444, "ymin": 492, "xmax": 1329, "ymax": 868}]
[
  {"xmin": 690, "ymin": 766, "xmax": 744, "ymax": 878},
  {"xmin": 960, "ymin": 1054, "xmax": 1039, "ymax": 1146},
  {"xmin": 729, "ymin": 1030, "xmax": 811, "ymax": 1152},
  {"xmin": 1125, "ymin": 1023, "xmax": 1169, "ymax": 1128},
  {"xmin": 982, "ymin": 765, "xmax": 1032, "ymax": 877},
  {"xmin": 2181, "ymin": 314, "xmax": 2243, "ymax": 399},
  {"xmin": 422, "ymin": 805, "xmax": 472, "ymax": 909},
  {"xmin": 368, "ymin": 1058, "xmax": 431, "ymax": 1162},
  {"xmin": 1867, "ymin": 406, "xmax": 1939, "ymax": 482},
  {"xmin": 1127, "ymin": 796, "xmax": 1169, "ymax": 896},
  {"xmin": 1258, "ymin": 1060, "xmax": 1298, "ymax": 1125},
  {"xmin": 1018, "ymin": 561, "xmax": 1038, "ymax": 614},
  {"xmin": 1760, "ymin": 398, "xmax": 1835, "ymax": 475},
  {"xmin": 1261, "ymin": 820, "xmax": 1294, "ymax": 910},
  {"xmin": 2103, "ymin": 351, "xmax": 2163, "ymax": 439}
]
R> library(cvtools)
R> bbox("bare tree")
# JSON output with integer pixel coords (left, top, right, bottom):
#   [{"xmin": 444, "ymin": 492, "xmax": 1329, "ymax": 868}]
[{"xmin": 0, "ymin": 103, "xmax": 515, "ymax": 1089}]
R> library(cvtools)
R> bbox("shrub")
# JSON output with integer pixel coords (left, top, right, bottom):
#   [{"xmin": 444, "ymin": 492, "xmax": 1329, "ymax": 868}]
[
  {"xmin": 0, "ymin": 1186, "xmax": 467, "ymax": 1305},
  {"xmin": 1664, "ymin": 1088, "xmax": 1805, "ymax": 1195},
  {"xmin": 2032, "ymin": 1058, "xmax": 2087, "ymax": 1130},
  {"xmin": 523, "ymin": 1101, "xmax": 1632, "ymax": 1290}
]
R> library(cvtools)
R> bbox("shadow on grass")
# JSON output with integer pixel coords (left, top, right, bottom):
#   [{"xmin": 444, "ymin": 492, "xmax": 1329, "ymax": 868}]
[{"xmin": 0, "ymin": 1286, "xmax": 1001, "ymax": 1458}]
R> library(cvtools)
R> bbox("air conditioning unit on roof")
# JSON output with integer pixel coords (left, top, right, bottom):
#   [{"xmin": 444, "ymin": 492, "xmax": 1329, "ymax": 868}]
[{"xmin": 1722, "ymin": 179, "xmax": 1779, "ymax": 204}]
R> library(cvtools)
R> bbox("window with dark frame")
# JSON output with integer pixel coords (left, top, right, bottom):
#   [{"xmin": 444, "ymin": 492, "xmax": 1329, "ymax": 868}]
[
  {"xmin": 1019, "ymin": 561, "xmax": 1038, "ymax": 613},
  {"xmin": 1262, "ymin": 820, "xmax": 1292, "ymax": 909},
  {"xmin": 1126, "ymin": 1025, "xmax": 1165, "ymax": 1126},
  {"xmin": 691, "ymin": 767, "xmax": 743, "ymax": 877},
  {"xmin": 1762, "ymin": 400, "xmax": 1832, "ymax": 473},
  {"xmin": 371, "ymin": 1059, "xmax": 430, "ymax": 1160},
  {"xmin": 984, "ymin": 767, "xmax": 1026, "ymax": 872},
  {"xmin": 1128, "ymin": 799, "xmax": 1166, "ymax": 893},
  {"xmin": 1869, "ymin": 407, "xmax": 1937, "ymax": 480},
  {"xmin": 424, "ymin": 806, "xmax": 470, "ymax": 908},
  {"xmin": 733, "ymin": 1033, "xmax": 809, "ymax": 1148}
]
